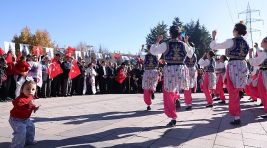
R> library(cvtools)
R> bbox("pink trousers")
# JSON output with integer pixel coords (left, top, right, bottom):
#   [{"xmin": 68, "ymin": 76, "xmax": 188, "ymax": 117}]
[
  {"xmin": 244, "ymin": 84, "xmax": 258, "ymax": 101},
  {"xmin": 257, "ymin": 71, "xmax": 267, "ymax": 112},
  {"xmin": 144, "ymin": 89, "xmax": 152, "ymax": 106},
  {"xmin": 184, "ymin": 89, "xmax": 192, "ymax": 105},
  {"xmin": 202, "ymin": 73, "xmax": 213, "ymax": 105},
  {"xmin": 163, "ymin": 90, "xmax": 177, "ymax": 119},
  {"xmin": 226, "ymin": 68, "xmax": 241, "ymax": 116},
  {"xmin": 215, "ymin": 74, "xmax": 225, "ymax": 101}
]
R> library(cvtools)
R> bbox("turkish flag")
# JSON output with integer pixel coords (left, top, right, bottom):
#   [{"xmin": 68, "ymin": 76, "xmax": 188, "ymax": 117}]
[
  {"xmin": 5, "ymin": 53, "xmax": 13, "ymax": 64},
  {"xmin": 66, "ymin": 47, "xmax": 75, "ymax": 57},
  {"xmin": 69, "ymin": 59, "xmax": 81, "ymax": 80},
  {"xmin": 33, "ymin": 46, "xmax": 43, "ymax": 57},
  {"xmin": 115, "ymin": 68, "xmax": 126, "ymax": 84},
  {"xmin": 16, "ymin": 52, "xmax": 23, "ymax": 62},
  {"xmin": 0, "ymin": 48, "xmax": 5, "ymax": 55},
  {"xmin": 48, "ymin": 59, "xmax": 63, "ymax": 78},
  {"xmin": 113, "ymin": 53, "xmax": 121, "ymax": 60}
]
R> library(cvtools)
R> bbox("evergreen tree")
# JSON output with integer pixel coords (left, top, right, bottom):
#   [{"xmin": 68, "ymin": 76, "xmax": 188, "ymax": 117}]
[
  {"xmin": 183, "ymin": 20, "xmax": 212, "ymax": 59},
  {"xmin": 172, "ymin": 17, "xmax": 183, "ymax": 29},
  {"xmin": 146, "ymin": 21, "xmax": 168, "ymax": 45}
]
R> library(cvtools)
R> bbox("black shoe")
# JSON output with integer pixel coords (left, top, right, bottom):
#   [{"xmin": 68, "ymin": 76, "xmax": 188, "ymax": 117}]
[
  {"xmin": 185, "ymin": 106, "xmax": 192, "ymax": 111},
  {"xmin": 176, "ymin": 100, "xmax": 181, "ymax": 109},
  {"xmin": 151, "ymin": 93, "xmax": 155, "ymax": 100},
  {"xmin": 230, "ymin": 119, "xmax": 241, "ymax": 125},
  {"xmin": 213, "ymin": 97, "xmax": 220, "ymax": 101},
  {"xmin": 206, "ymin": 104, "xmax": 213, "ymax": 108},
  {"xmin": 147, "ymin": 106, "xmax": 151, "ymax": 111},
  {"xmin": 260, "ymin": 114, "xmax": 267, "ymax": 119},
  {"xmin": 166, "ymin": 120, "xmax": 176, "ymax": 127},
  {"xmin": 218, "ymin": 100, "xmax": 226, "ymax": 104}
]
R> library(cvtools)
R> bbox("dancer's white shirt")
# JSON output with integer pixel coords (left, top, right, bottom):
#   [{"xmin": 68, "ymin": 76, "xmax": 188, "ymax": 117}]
[{"xmin": 150, "ymin": 42, "xmax": 194, "ymax": 58}]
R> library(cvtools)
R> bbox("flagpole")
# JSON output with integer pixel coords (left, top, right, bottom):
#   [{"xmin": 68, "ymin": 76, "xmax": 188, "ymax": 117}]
[{"xmin": 128, "ymin": 76, "xmax": 130, "ymax": 94}]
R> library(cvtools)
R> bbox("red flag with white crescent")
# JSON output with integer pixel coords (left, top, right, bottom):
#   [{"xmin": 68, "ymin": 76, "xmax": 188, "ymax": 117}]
[
  {"xmin": 48, "ymin": 59, "xmax": 63, "ymax": 78},
  {"xmin": 68, "ymin": 59, "xmax": 81, "ymax": 80}
]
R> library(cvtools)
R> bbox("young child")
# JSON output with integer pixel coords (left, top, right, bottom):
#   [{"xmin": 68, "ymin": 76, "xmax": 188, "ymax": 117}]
[
  {"xmin": 215, "ymin": 55, "xmax": 227, "ymax": 104},
  {"xmin": 198, "ymin": 51, "xmax": 216, "ymax": 107},
  {"xmin": 9, "ymin": 79, "xmax": 40, "ymax": 148}
]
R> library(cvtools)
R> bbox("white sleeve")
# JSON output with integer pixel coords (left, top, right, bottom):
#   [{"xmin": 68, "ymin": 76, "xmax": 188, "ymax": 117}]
[
  {"xmin": 150, "ymin": 42, "xmax": 167, "ymax": 55},
  {"xmin": 209, "ymin": 39, "xmax": 234, "ymax": 50},
  {"xmin": 198, "ymin": 58, "xmax": 210, "ymax": 67},
  {"xmin": 255, "ymin": 47, "xmax": 262, "ymax": 57},
  {"xmin": 248, "ymin": 52, "xmax": 267, "ymax": 66},
  {"xmin": 184, "ymin": 43, "xmax": 193, "ymax": 58},
  {"xmin": 215, "ymin": 62, "xmax": 225, "ymax": 69}
]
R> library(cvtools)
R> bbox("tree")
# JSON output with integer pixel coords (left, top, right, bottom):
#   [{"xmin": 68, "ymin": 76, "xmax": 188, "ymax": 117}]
[
  {"xmin": 172, "ymin": 17, "xmax": 183, "ymax": 29},
  {"xmin": 146, "ymin": 21, "xmax": 168, "ymax": 46},
  {"xmin": 32, "ymin": 30, "xmax": 54, "ymax": 47},
  {"xmin": 12, "ymin": 26, "xmax": 55, "ymax": 48},
  {"xmin": 183, "ymin": 20, "xmax": 212, "ymax": 59}
]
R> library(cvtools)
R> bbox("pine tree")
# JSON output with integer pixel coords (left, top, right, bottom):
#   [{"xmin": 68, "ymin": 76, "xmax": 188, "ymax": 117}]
[
  {"xmin": 172, "ymin": 17, "xmax": 183, "ymax": 29},
  {"xmin": 183, "ymin": 20, "xmax": 212, "ymax": 59},
  {"xmin": 146, "ymin": 21, "xmax": 168, "ymax": 45}
]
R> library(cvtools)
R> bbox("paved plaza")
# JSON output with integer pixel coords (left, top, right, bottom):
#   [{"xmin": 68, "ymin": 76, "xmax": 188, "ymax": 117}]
[{"xmin": 0, "ymin": 93, "xmax": 267, "ymax": 148}]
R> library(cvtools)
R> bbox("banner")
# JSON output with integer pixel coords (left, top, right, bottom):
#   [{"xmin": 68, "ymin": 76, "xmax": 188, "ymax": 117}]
[
  {"xmin": 95, "ymin": 53, "xmax": 103, "ymax": 59},
  {"xmin": 20, "ymin": 44, "xmax": 30, "ymax": 56},
  {"xmin": 122, "ymin": 56, "xmax": 129, "ymax": 61},
  {"xmin": 75, "ymin": 51, "xmax": 82, "ymax": 59},
  {"xmin": 46, "ymin": 48, "xmax": 54, "ymax": 59},
  {"xmin": 4, "ymin": 42, "xmax": 15, "ymax": 54},
  {"xmin": 36, "ymin": 63, "xmax": 43, "ymax": 87}
]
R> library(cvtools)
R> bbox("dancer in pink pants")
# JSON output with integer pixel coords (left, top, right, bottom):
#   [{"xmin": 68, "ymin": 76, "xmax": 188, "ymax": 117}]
[
  {"xmin": 184, "ymin": 51, "xmax": 197, "ymax": 110},
  {"xmin": 142, "ymin": 45, "xmax": 159, "ymax": 111},
  {"xmin": 198, "ymin": 51, "xmax": 216, "ymax": 108},
  {"xmin": 245, "ymin": 44, "xmax": 262, "ymax": 102},
  {"xmin": 248, "ymin": 37, "xmax": 267, "ymax": 118},
  {"xmin": 215, "ymin": 55, "xmax": 227, "ymax": 104},
  {"xmin": 150, "ymin": 25, "xmax": 193, "ymax": 127},
  {"xmin": 210, "ymin": 22, "xmax": 249, "ymax": 125}
]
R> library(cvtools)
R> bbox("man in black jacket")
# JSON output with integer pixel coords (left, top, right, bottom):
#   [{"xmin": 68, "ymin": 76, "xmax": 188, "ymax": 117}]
[
  {"xmin": 98, "ymin": 60, "xmax": 108, "ymax": 94},
  {"xmin": 61, "ymin": 56, "xmax": 71, "ymax": 97},
  {"xmin": 106, "ymin": 61, "xmax": 115, "ymax": 93},
  {"xmin": 70, "ymin": 57, "xmax": 86, "ymax": 95},
  {"xmin": 51, "ymin": 53, "xmax": 62, "ymax": 97}
]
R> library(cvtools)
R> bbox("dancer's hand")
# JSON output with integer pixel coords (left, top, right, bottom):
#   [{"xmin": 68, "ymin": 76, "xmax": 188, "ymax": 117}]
[
  {"xmin": 184, "ymin": 35, "xmax": 189, "ymax": 43},
  {"xmin": 212, "ymin": 30, "xmax": 217, "ymax": 40},
  {"xmin": 254, "ymin": 43, "xmax": 258, "ymax": 48},
  {"xmin": 249, "ymin": 48, "xmax": 253, "ymax": 58}
]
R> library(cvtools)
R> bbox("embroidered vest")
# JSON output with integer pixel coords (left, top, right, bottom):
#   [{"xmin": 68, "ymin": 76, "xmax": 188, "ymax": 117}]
[
  {"xmin": 204, "ymin": 58, "xmax": 215, "ymax": 72},
  {"xmin": 225, "ymin": 37, "xmax": 249, "ymax": 60},
  {"xmin": 164, "ymin": 40, "xmax": 186, "ymax": 64},
  {"xmin": 144, "ymin": 53, "xmax": 159, "ymax": 70},
  {"xmin": 184, "ymin": 54, "xmax": 197, "ymax": 67},
  {"xmin": 261, "ymin": 51, "xmax": 267, "ymax": 68}
]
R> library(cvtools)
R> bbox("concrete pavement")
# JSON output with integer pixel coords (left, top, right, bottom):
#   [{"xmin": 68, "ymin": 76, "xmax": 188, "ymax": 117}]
[{"xmin": 0, "ymin": 93, "xmax": 267, "ymax": 148}]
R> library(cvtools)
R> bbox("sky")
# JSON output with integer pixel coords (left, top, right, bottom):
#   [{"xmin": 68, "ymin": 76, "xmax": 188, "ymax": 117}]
[{"xmin": 0, "ymin": 0, "xmax": 266, "ymax": 54}]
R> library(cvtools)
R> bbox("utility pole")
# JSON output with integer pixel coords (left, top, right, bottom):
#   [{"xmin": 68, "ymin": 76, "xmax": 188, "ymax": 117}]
[{"xmin": 238, "ymin": 2, "xmax": 263, "ymax": 46}]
